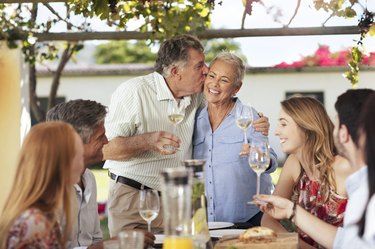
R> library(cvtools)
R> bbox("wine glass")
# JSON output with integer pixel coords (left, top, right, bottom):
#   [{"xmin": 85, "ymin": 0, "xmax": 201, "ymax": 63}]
[
  {"xmin": 247, "ymin": 139, "xmax": 270, "ymax": 204},
  {"xmin": 139, "ymin": 189, "xmax": 160, "ymax": 233},
  {"xmin": 235, "ymin": 104, "xmax": 253, "ymax": 145},
  {"xmin": 167, "ymin": 99, "xmax": 185, "ymax": 135}
]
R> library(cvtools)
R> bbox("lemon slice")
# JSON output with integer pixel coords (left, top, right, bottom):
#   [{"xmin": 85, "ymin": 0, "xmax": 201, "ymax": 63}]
[{"xmin": 192, "ymin": 207, "xmax": 210, "ymax": 242}]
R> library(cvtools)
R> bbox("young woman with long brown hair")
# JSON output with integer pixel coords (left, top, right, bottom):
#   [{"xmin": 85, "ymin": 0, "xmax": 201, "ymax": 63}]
[{"xmin": 0, "ymin": 122, "xmax": 84, "ymax": 248}]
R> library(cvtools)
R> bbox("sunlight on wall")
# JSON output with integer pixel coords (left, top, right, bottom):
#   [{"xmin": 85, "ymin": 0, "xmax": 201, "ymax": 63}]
[{"xmin": 0, "ymin": 43, "xmax": 24, "ymax": 212}]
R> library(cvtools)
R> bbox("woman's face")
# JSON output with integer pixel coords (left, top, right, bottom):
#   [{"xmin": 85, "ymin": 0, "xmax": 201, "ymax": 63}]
[
  {"xmin": 71, "ymin": 133, "xmax": 85, "ymax": 184},
  {"xmin": 204, "ymin": 59, "xmax": 241, "ymax": 105},
  {"xmin": 274, "ymin": 108, "xmax": 305, "ymax": 154}
]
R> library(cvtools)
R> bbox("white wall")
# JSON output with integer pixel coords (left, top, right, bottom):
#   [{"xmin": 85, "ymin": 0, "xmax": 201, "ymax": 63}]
[{"xmin": 37, "ymin": 68, "xmax": 375, "ymax": 163}]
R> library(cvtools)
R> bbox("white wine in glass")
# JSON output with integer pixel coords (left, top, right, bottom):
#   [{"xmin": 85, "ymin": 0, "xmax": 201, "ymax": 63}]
[
  {"xmin": 139, "ymin": 189, "xmax": 160, "ymax": 232},
  {"xmin": 235, "ymin": 104, "xmax": 253, "ymax": 146},
  {"xmin": 167, "ymin": 99, "xmax": 185, "ymax": 134},
  {"xmin": 248, "ymin": 139, "xmax": 270, "ymax": 204}
]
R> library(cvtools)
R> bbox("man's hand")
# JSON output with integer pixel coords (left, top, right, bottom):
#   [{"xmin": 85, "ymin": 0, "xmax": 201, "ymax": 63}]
[
  {"xmin": 253, "ymin": 113, "xmax": 270, "ymax": 136},
  {"xmin": 139, "ymin": 230, "xmax": 156, "ymax": 249},
  {"xmin": 149, "ymin": 131, "xmax": 181, "ymax": 155},
  {"xmin": 253, "ymin": 194, "xmax": 294, "ymax": 220}
]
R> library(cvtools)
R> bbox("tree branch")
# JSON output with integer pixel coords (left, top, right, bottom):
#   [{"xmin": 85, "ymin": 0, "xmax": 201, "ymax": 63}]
[
  {"xmin": 241, "ymin": 9, "xmax": 246, "ymax": 29},
  {"xmin": 322, "ymin": 12, "xmax": 334, "ymax": 26},
  {"xmin": 286, "ymin": 0, "xmax": 301, "ymax": 27}
]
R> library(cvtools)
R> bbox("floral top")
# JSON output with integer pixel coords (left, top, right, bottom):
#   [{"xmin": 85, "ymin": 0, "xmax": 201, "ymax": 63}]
[
  {"xmin": 6, "ymin": 208, "xmax": 61, "ymax": 249},
  {"xmin": 294, "ymin": 171, "xmax": 348, "ymax": 248}
]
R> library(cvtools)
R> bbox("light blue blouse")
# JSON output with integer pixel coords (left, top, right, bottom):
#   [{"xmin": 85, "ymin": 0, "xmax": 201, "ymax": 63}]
[{"xmin": 193, "ymin": 98, "xmax": 278, "ymax": 223}]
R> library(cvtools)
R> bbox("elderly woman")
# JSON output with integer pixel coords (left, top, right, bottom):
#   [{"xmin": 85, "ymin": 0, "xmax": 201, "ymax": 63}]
[{"xmin": 193, "ymin": 51, "xmax": 278, "ymax": 227}]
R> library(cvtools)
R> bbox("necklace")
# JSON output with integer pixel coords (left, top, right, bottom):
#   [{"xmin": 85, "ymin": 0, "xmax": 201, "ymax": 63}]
[{"xmin": 208, "ymin": 101, "xmax": 234, "ymax": 131}]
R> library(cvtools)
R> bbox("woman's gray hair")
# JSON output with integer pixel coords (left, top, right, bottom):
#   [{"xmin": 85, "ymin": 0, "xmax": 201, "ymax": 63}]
[
  {"xmin": 154, "ymin": 34, "xmax": 204, "ymax": 77},
  {"xmin": 210, "ymin": 51, "xmax": 245, "ymax": 86}
]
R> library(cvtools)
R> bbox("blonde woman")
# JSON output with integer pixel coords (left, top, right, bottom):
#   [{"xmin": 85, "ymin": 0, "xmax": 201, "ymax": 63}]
[
  {"xmin": 261, "ymin": 97, "xmax": 353, "ymax": 249},
  {"xmin": 0, "ymin": 122, "xmax": 84, "ymax": 248}
]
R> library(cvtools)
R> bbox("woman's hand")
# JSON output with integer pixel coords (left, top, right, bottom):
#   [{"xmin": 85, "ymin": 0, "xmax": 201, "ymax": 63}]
[
  {"xmin": 253, "ymin": 113, "xmax": 270, "ymax": 136},
  {"xmin": 253, "ymin": 194, "xmax": 294, "ymax": 220}
]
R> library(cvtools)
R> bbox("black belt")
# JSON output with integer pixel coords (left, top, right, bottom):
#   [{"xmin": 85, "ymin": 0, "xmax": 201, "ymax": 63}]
[{"xmin": 109, "ymin": 172, "xmax": 161, "ymax": 195}]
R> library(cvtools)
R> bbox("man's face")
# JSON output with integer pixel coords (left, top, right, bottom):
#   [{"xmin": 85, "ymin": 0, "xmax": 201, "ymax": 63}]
[
  {"xmin": 83, "ymin": 121, "xmax": 108, "ymax": 167},
  {"xmin": 178, "ymin": 48, "xmax": 208, "ymax": 96},
  {"xmin": 333, "ymin": 114, "xmax": 347, "ymax": 157}
]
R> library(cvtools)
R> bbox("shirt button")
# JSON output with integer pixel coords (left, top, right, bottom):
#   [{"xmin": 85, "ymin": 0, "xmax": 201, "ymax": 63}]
[
  {"xmin": 210, "ymin": 197, "xmax": 212, "ymax": 199},
  {"xmin": 209, "ymin": 181, "xmax": 212, "ymax": 184},
  {"xmin": 209, "ymin": 165, "xmax": 211, "ymax": 168},
  {"xmin": 208, "ymin": 149, "xmax": 211, "ymax": 152}
]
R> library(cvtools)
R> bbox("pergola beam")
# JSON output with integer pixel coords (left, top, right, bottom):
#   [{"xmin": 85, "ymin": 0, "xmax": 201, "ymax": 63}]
[{"xmin": 33, "ymin": 26, "xmax": 360, "ymax": 42}]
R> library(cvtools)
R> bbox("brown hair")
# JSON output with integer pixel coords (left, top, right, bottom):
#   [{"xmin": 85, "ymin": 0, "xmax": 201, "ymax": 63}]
[
  {"xmin": 0, "ymin": 122, "xmax": 78, "ymax": 248},
  {"xmin": 282, "ymin": 96, "xmax": 336, "ymax": 203}
]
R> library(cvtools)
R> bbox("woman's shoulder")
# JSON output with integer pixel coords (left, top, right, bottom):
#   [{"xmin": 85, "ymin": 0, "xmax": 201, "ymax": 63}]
[
  {"xmin": 7, "ymin": 208, "xmax": 60, "ymax": 249},
  {"xmin": 11, "ymin": 208, "xmax": 52, "ymax": 238},
  {"xmin": 282, "ymin": 154, "xmax": 301, "ymax": 180}
]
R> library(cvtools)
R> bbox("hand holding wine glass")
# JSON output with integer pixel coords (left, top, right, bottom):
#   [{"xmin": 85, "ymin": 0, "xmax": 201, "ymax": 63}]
[
  {"xmin": 139, "ymin": 189, "xmax": 160, "ymax": 233},
  {"xmin": 236, "ymin": 104, "xmax": 253, "ymax": 156},
  {"xmin": 248, "ymin": 139, "xmax": 271, "ymax": 204}
]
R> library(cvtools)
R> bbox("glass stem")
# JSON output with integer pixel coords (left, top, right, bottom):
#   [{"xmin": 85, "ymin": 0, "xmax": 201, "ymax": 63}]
[
  {"xmin": 256, "ymin": 173, "xmax": 260, "ymax": 195},
  {"xmin": 147, "ymin": 221, "xmax": 151, "ymax": 233},
  {"xmin": 173, "ymin": 125, "xmax": 177, "ymax": 135},
  {"xmin": 243, "ymin": 130, "xmax": 248, "ymax": 144}
]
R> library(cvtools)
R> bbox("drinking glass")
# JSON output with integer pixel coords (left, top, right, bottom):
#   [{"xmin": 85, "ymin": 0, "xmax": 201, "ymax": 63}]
[
  {"xmin": 167, "ymin": 99, "xmax": 185, "ymax": 134},
  {"xmin": 235, "ymin": 104, "xmax": 253, "ymax": 146},
  {"xmin": 118, "ymin": 230, "xmax": 144, "ymax": 249},
  {"xmin": 103, "ymin": 240, "xmax": 119, "ymax": 249},
  {"xmin": 247, "ymin": 139, "xmax": 270, "ymax": 204},
  {"xmin": 139, "ymin": 189, "xmax": 160, "ymax": 232}
]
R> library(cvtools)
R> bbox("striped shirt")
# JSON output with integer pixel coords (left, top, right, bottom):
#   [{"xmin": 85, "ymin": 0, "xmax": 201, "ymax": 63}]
[{"xmin": 104, "ymin": 72, "xmax": 202, "ymax": 190}]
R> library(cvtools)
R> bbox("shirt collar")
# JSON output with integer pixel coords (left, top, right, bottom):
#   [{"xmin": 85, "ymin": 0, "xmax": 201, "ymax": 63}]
[
  {"xmin": 346, "ymin": 166, "xmax": 367, "ymax": 195},
  {"xmin": 153, "ymin": 72, "xmax": 192, "ymax": 106}
]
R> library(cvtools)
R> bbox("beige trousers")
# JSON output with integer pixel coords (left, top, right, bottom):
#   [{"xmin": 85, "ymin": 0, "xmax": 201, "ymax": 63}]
[{"xmin": 107, "ymin": 179, "xmax": 164, "ymax": 237}]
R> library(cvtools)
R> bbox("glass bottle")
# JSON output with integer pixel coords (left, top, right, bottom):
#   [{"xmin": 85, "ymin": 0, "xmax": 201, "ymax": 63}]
[
  {"xmin": 182, "ymin": 159, "xmax": 213, "ymax": 249},
  {"xmin": 160, "ymin": 167, "xmax": 193, "ymax": 249}
]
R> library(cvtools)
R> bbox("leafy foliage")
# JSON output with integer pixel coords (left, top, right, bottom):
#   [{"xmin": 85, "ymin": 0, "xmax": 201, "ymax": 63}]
[
  {"xmin": 94, "ymin": 39, "xmax": 247, "ymax": 65},
  {"xmin": 312, "ymin": 0, "xmax": 375, "ymax": 87},
  {"xmin": 95, "ymin": 40, "xmax": 156, "ymax": 64},
  {"xmin": 203, "ymin": 39, "xmax": 247, "ymax": 63},
  {"xmin": 68, "ymin": 0, "xmax": 215, "ymax": 41}
]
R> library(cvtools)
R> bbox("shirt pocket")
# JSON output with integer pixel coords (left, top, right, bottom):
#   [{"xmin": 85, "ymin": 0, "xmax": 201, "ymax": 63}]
[
  {"xmin": 215, "ymin": 134, "xmax": 244, "ymax": 163},
  {"xmin": 193, "ymin": 136, "xmax": 206, "ymax": 160}
]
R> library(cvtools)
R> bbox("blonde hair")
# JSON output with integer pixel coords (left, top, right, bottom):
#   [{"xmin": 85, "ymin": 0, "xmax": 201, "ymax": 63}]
[
  {"xmin": 281, "ymin": 96, "xmax": 336, "ymax": 202},
  {"xmin": 0, "ymin": 122, "xmax": 78, "ymax": 248}
]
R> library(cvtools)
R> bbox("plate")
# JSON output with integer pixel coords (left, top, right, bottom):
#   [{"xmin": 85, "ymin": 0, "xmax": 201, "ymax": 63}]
[
  {"xmin": 208, "ymin": 221, "xmax": 234, "ymax": 230},
  {"xmin": 209, "ymin": 229, "xmax": 246, "ymax": 238},
  {"xmin": 155, "ymin": 234, "xmax": 164, "ymax": 244}
]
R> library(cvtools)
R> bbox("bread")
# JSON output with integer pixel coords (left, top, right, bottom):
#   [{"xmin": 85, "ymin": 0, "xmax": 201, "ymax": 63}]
[{"xmin": 239, "ymin": 226, "xmax": 277, "ymax": 243}]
